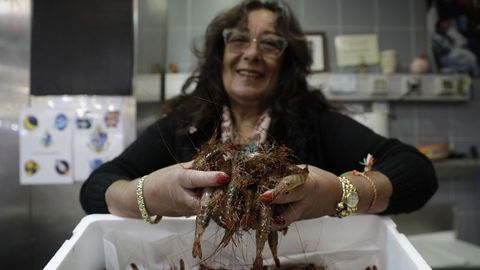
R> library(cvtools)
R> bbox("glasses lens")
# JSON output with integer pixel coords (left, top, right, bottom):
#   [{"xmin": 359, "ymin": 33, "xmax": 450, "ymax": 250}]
[
  {"xmin": 225, "ymin": 32, "xmax": 251, "ymax": 52},
  {"xmin": 258, "ymin": 35, "xmax": 286, "ymax": 56}
]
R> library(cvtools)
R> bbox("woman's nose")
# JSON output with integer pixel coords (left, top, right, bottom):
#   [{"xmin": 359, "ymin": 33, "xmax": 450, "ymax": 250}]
[{"xmin": 242, "ymin": 40, "xmax": 261, "ymax": 60}]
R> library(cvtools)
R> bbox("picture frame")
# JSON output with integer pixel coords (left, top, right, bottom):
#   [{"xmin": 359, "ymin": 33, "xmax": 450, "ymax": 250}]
[
  {"xmin": 305, "ymin": 32, "xmax": 327, "ymax": 72},
  {"xmin": 427, "ymin": 0, "xmax": 480, "ymax": 77}
]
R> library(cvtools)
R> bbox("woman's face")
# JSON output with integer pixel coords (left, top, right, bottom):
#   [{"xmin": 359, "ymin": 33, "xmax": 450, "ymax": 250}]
[{"xmin": 222, "ymin": 9, "xmax": 282, "ymax": 108}]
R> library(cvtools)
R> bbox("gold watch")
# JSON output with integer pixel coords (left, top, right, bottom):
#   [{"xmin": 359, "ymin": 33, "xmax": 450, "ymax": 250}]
[{"xmin": 334, "ymin": 175, "xmax": 359, "ymax": 218}]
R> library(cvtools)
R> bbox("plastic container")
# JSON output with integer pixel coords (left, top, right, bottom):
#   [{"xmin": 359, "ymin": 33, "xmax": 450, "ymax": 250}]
[{"xmin": 45, "ymin": 214, "xmax": 430, "ymax": 270}]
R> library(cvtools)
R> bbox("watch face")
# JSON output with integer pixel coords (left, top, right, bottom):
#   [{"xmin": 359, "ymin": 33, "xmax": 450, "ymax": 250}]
[{"xmin": 346, "ymin": 192, "xmax": 359, "ymax": 207}]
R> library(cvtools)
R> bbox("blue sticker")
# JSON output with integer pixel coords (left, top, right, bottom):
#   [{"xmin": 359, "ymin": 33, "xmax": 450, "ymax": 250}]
[
  {"xmin": 89, "ymin": 159, "xmax": 104, "ymax": 171},
  {"xmin": 54, "ymin": 113, "xmax": 68, "ymax": 130},
  {"xmin": 41, "ymin": 130, "xmax": 52, "ymax": 147}
]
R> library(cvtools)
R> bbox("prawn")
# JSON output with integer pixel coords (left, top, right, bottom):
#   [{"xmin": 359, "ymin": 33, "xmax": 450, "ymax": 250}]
[
  {"xmin": 272, "ymin": 166, "xmax": 309, "ymax": 199},
  {"xmin": 253, "ymin": 202, "xmax": 272, "ymax": 270},
  {"xmin": 192, "ymin": 187, "xmax": 214, "ymax": 259}
]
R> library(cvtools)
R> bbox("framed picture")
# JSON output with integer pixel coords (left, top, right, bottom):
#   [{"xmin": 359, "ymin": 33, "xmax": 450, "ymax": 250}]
[{"xmin": 305, "ymin": 32, "xmax": 327, "ymax": 72}]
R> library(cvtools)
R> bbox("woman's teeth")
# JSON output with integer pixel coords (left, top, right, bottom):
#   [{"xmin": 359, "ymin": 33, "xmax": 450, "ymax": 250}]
[{"xmin": 238, "ymin": 70, "xmax": 261, "ymax": 78}]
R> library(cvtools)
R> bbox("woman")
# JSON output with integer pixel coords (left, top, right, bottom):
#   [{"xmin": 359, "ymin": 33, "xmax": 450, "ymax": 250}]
[{"xmin": 80, "ymin": 0, "xmax": 437, "ymax": 231}]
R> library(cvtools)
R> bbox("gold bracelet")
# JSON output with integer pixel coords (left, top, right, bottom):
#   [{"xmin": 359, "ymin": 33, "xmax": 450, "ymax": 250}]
[
  {"xmin": 352, "ymin": 170, "xmax": 377, "ymax": 213},
  {"xmin": 136, "ymin": 176, "xmax": 161, "ymax": 224}
]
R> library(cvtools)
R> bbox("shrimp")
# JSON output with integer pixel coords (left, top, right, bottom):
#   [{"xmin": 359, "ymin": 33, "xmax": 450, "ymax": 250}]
[
  {"xmin": 240, "ymin": 188, "xmax": 255, "ymax": 229},
  {"xmin": 268, "ymin": 230, "xmax": 280, "ymax": 268},
  {"xmin": 192, "ymin": 138, "xmax": 235, "ymax": 258},
  {"xmin": 193, "ymin": 187, "xmax": 225, "ymax": 258},
  {"xmin": 272, "ymin": 166, "xmax": 308, "ymax": 199},
  {"xmin": 223, "ymin": 155, "xmax": 248, "ymax": 230},
  {"xmin": 253, "ymin": 202, "xmax": 272, "ymax": 270},
  {"xmin": 192, "ymin": 187, "xmax": 214, "ymax": 259}
]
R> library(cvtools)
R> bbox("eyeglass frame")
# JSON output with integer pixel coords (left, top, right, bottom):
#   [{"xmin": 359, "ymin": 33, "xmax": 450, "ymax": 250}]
[{"xmin": 222, "ymin": 28, "xmax": 288, "ymax": 57}]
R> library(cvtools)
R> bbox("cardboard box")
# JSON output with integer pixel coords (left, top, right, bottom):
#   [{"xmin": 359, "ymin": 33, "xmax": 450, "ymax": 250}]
[{"xmin": 45, "ymin": 214, "xmax": 430, "ymax": 270}]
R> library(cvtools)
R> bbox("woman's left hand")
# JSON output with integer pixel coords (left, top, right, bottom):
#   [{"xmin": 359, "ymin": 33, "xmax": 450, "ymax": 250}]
[{"xmin": 260, "ymin": 164, "xmax": 341, "ymax": 231}]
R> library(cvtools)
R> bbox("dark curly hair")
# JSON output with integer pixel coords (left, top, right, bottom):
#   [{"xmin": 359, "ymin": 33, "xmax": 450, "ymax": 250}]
[{"xmin": 165, "ymin": 0, "xmax": 334, "ymax": 133}]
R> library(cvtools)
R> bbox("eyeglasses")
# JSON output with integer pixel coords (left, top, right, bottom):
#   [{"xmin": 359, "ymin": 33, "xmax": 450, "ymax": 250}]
[{"xmin": 223, "ymin": 28, "xmax": 288, "ymax": 58}]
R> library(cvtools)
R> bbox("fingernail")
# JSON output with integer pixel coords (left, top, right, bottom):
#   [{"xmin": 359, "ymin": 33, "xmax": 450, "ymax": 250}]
[
  {"xmin": 216, "ymin": 173, "xmax": 230, "ymax": 184},
  {"xmin": 259, "ymin": 191, "xmax": 274, "ymax": 202}
]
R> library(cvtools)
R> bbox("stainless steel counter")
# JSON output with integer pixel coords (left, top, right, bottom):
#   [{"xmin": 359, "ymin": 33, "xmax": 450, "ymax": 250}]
[{"xmin": 433, "ymin": 158, "xmax": 480, "ymax": 180}]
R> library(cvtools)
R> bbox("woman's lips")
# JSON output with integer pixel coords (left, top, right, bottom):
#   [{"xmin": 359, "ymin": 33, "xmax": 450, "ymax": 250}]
[{"xmin": 237, "ymin": 69, "xmax": 263, "ymax": 79}]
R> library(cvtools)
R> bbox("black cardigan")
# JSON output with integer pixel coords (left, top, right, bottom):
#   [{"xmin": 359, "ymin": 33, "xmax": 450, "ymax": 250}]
[{"xmin": 80, "ymin": 105, "xmax": 438, "ymax": 215}]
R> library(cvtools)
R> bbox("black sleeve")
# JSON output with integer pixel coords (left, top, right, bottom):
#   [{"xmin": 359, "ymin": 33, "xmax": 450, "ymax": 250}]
[
  {"xmin": 79, "ymin": 113, "xmax": 179, "ymax": 214},
  {"xmin": 320, "ymin": 111, "xmax": 438, "ymax": 214}
]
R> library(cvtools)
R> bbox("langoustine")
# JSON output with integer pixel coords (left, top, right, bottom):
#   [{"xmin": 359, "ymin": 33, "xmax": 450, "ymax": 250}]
[{"xmin": 191, "ymin": 137, "xmax": 308, "ymax": 269}]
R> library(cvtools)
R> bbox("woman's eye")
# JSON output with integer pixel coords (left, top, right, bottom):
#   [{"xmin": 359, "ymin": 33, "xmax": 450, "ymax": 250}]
[
  {"xmin": 260, "ymin": 38, "xmax": 282, "ymax": 49},
  {"xmin": 229, "ymin": 35, "xmax": 250, "ymax": 43}
]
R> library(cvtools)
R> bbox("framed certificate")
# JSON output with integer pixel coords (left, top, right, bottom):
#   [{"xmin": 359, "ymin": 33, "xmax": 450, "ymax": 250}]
[{"xmin": 334, "ymin": 34, "xmax": 379, "ymax": 67}]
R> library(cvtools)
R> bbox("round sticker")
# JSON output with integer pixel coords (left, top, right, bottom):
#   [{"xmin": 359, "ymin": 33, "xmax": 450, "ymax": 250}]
[
  {"xmin": 25, "ymin": 160, "xmax": 39, "ymax": 175},
  {"xmin": 54, "ymin": 113, "xmax": 68, "ymax": 130},
  {"xmin": 55, "ymin": 160, "xmax": 70, "ymax": 175},
  {"xmin": 24, "ymin": 115, "xmax": 38, "ymax": 131},
  {"xmin": 88, "ymin": 126, "xmax": 109, "ymax": 153}
]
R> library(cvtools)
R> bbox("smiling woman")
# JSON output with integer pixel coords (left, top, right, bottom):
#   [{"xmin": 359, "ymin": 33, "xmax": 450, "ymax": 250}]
[
  {"xmin": 222, "ymin": 9, "xmax": 283, "ymax": 134},
  {"xmin": 80, "ymin": 0, "xmax": 438, "ymax": 269}
]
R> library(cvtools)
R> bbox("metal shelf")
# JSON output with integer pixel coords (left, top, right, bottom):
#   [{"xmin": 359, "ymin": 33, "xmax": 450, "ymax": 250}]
[{"xmin": 308, "ymin": 73, "xmax": 472, "ymax": 103}]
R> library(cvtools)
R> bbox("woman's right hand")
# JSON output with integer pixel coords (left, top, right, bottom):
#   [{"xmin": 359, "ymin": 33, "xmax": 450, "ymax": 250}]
[{"xmin": 105, "ymin": 161, "xmax": 230, "ymax": 219}]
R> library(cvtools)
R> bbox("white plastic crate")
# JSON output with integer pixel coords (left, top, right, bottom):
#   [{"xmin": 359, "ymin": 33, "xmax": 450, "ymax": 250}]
[{"xmin": 45, "ymin": 214, "xmax": 430, "ymax": 270}]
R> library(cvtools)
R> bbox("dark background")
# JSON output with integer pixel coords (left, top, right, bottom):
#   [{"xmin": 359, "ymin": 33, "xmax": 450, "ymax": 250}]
[{"xmin": 31, "ymin": 0, "xmax": 133, "ymax": 95}]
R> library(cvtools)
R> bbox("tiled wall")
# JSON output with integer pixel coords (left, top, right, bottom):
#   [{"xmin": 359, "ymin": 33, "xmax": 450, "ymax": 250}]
[
  {"xmin": 164, "ymin": 0, "xmax": 480, "ymax": 245},
  {"xmin": 166, "ymin": 0, "xmax": 427, "ymax": 73}
]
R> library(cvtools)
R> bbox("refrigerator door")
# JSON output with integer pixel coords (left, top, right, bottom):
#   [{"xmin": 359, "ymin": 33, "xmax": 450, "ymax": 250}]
[{"xmin": 0, "ymin": 0, "xmax": 32, "ymax": 268}]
